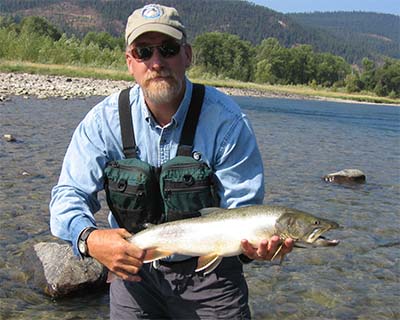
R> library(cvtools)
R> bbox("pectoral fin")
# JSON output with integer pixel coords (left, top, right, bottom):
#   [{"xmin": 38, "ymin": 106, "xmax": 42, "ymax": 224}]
[
  {"xmin": 144, "ymin": 248, "xmax": 174, "ymax": 263},
  {"xmin": 195, "ymin": 253, "xmax": 223, "ymax": 275},
  {"xmin": 271, "ymin": 242, "xmax": 283, "ymax": 263},
  {"xmin": 271, "ymin": 243, "xmax": 286, "ymax": 264}
]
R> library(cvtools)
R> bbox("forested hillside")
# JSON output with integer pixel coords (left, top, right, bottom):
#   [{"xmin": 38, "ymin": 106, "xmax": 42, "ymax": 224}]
[
  {"xmin": 290, "ymin": 12, "xmax": 400, "ymax": 61},
  {"xmin": 0, "ymin": 0, "xmax": 315, "ymax": 44},
  {"xmin": 2, "ymin": 14, "xmax": 399, "ymax": 98},
  {"xmin": 1, "ymin": 0, "xmax": 399, "ymax": 63}
]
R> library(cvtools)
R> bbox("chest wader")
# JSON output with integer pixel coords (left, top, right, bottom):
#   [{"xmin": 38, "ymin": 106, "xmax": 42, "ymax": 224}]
[{"xmin": 104, "ymin": 84, "xmax": 220, "ymax": 233}]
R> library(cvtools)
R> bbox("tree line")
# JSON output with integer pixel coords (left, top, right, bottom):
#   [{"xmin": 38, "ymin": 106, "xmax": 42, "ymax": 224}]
[
  {"xmin": 2, "ymin": 0, "xmax": 399, "ymax": 64},
  {"xmin": 0, "ymin": 16, "xmax": 399, "ymax": 98},
  {"xmin": 192, "ymin": 32, "xmax": 400, "ymax": 98}
]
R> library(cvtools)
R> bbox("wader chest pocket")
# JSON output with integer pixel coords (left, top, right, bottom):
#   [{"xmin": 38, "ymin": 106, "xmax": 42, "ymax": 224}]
[
  {"xmin": 160, "ymin": 156, "xmax": 219, "ymax": 221},
  {"xmin": 104, "ymin": 159, "xmax": 161, "ymax": 233}
]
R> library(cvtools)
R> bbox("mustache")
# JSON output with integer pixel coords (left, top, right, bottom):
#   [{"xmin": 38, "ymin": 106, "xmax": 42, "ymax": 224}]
[{"xmin": 144, "ymin": 71, "xmax": 175, "ymax": 83}]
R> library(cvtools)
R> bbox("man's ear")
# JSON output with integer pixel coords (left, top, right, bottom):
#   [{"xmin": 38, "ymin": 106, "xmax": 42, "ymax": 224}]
[
  {"xmin": 184, "ymin": 44, "xmax": 193, "ymax": 69},
  {"xmin": 126, "ymin": 51, "xmax": 135, "ymax": 76}
]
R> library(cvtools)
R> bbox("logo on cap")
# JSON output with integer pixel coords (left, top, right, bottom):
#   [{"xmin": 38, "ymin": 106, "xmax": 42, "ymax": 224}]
[{"xmin": 141, "ymin": 4, "xmax": 163, "ymax": 19}]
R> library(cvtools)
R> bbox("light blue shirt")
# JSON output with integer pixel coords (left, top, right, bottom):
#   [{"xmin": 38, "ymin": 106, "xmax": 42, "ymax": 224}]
[{"xmin": 49, "ymin": 78, "xmax": 264, "ymax": 256}]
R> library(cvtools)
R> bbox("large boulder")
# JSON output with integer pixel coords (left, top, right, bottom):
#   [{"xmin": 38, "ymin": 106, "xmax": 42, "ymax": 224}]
[
  {"xmin": 323, "ymin": 169, "xmax": 366, "ymax": 184},
  {"xmin": 28, "ymin": 242, "xmax": 108, "ymax": 298}
]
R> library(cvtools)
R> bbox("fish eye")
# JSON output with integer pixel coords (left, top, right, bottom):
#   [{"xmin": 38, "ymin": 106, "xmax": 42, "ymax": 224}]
[{"xmin": 314, "ymin": 220, "xmax": 321, "ymax": 225}]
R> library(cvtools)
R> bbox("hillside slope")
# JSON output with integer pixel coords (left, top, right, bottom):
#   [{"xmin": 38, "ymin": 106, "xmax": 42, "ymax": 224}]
[
  {"xmin": 290, "ymin": 12, "xmax": 400, "ymax": 61},
  {"xmin": 1, "ymin": 0, "xmax": 398, "ymax": 63}
]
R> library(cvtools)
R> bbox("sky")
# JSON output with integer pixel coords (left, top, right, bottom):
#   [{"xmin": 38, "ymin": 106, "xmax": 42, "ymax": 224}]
[{"xmin": 250, "ymin": 0, "xmax": 400, "ymax": 15}]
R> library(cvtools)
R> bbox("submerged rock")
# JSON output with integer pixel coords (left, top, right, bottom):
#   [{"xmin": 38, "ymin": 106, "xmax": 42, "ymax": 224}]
[
  {"xmin": 28, "ymin": 242, "xmax": 107, "ymax": 298},
  {"xmin": 323, "ymin": 169, "xmax": 366, "ymax": 184},
  {"xmin": 4, "ymin": 134, "xmax": 16, "ymax": 142},
  {"xmin": 0, "ymin": 95, "xmax": 10, "ymax": 102}
]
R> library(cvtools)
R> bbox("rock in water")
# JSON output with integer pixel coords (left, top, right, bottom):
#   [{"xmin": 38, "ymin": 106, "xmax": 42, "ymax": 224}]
[
  {"xmin": 4, "ymin": 134, "xmax": 16, "ymax": 142},
  {"xmin": 323, "ymin": 169, "xmax": 366, "ymax": 184},
  {"xmin": 31, "ymin": 242, "xmax": 107, "ymax": 298}
]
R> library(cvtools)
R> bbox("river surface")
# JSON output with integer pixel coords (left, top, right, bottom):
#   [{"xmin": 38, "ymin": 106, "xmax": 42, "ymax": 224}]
[{"xmin": 1, "ymin": 95, "xmax": 399, "ymax": 319}]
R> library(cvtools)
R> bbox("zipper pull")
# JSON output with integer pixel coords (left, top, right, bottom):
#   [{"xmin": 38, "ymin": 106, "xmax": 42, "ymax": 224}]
[
  {"xmin": 110, "ymin": 161, "xmax": 120, "ymax": 168},
  {"xmin": 164, "ymin": 189, "xmax": 172, "ymax": 198}
]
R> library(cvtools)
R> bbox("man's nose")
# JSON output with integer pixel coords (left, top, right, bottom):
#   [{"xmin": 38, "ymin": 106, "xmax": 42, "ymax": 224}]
[{"xmin": 148, "ymin": 48, "xmax": 165, "ymax": 70}]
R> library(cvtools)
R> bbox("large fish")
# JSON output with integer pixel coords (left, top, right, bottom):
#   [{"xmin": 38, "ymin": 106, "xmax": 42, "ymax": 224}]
[{"xmin": 128, "ymin": 205, "xmax": 340, "ymax": 274}]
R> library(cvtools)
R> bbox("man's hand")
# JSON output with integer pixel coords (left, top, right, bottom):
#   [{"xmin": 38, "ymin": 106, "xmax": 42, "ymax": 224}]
[
  {"xmin": 241, "ymin": 236, "xmax": 294, "ymax": 262},
  {"xmin": 86, "ymin": 228, "xmax": 145, "ymax": 281}
]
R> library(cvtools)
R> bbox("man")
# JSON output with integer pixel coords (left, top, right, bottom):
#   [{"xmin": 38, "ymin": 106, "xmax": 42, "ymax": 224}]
[{"xmin": 50, "ymin": 3, "xmax": 293, "ymax": 319}]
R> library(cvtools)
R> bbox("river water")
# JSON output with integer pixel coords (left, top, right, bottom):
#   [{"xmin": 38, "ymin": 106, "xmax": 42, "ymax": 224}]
[{"xmin": 1, "ymin": 95, "xmax": 399, "ymax": 319}]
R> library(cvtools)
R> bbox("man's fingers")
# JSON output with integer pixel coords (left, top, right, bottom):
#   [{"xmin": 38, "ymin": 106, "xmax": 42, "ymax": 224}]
[
  {"xmin": 256, "ymin": 239, "xmax": 269, "ymax": 259},
  {"xmin": 125, "ymin": 244, "xmax": 147, "ymax": 261},
  {"xmin": 281, "ymin": 238, "xmax": 294, "ymax": 254},
  {"xmin": 241, "ymin": 236, "xmax": 294, "ymax": 261},
  {"xmin": 241, "ymin": 239, "xmax": 257, "ymax": 259},
  {"xmin": 107, "ymin": 270, "xmax": 142, "ymax": 283},
  {"xmin": 86, "ymin": 228, "xmax": 146, "ymax": 279},
  {"xmin": 108, "ymin": 252, "xmax": 144, "ymax": 273}
]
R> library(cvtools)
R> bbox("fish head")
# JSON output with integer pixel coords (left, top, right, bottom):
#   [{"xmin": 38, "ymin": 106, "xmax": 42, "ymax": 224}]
[{"xmin": 276, "ymin": 208, "xmax": 340, "ymax": 247}]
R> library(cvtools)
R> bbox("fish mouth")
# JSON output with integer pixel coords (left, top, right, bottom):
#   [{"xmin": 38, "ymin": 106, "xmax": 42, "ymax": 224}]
[
  {"xmin": 307, "ymin": 227, "xmax": 326, "ymax": 243},
  {"xmin": 295, "ymin": 225, "xmax": 340, "ymax": 248},
  {"xmin": 295, "ymin": 236, "xmax": 340, "ymax": 248},
  {"xmin": 313, "ymin": 236, "xmax": 340, "ymax": 246}
]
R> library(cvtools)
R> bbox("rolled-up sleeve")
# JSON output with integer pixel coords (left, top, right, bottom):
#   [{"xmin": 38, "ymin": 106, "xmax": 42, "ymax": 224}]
[
  {"xmin": 214, "ymin": 113, "xmax": 264, "ymax": 209},
  {"xmin": 49, "ymin": 106, "xmax": 109, "ymax": 256}
]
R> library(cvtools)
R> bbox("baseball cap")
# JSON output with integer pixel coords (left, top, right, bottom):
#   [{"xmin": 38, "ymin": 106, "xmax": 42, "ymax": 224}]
[{"xmin": 125, "ymin": 4, "xmax": 186, "ymax": 45}]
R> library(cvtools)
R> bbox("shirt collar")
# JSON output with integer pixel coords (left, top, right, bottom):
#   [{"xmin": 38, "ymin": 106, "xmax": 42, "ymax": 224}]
[{"xmin": 172, "ymin": 78, "xmax": 192, "ymax": 129}]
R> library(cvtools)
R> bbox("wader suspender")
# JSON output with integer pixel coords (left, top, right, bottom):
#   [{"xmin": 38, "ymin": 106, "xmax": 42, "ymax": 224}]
[{"xmin": 118, "ymin": 84, "xmax": 206, "ymax": 158}]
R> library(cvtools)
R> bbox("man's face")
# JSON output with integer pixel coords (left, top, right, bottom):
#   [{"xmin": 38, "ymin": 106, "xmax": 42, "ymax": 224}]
[{"xmin": 126, "ymin": 32, "xmax": 192, "ymax": 105}]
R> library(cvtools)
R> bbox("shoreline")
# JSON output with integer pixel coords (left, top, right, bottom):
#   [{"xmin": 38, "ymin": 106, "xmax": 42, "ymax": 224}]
[{"xmin": 1, "ymin": 72, "xmax": 398, "ymax": 106}]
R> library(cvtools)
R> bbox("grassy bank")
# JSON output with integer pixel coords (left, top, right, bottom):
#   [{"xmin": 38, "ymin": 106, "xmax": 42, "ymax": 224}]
[
  {"xmin": 1, "ymin": 59, "xmax": 399, "ymax": 105},
  {"xmin": 197, "ymin": 78, "xmax": 400, "ymax": 105}
]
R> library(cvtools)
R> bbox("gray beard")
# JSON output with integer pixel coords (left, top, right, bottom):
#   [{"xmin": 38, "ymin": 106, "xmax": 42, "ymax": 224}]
[{"xmin": 142, "ymin": 78, "xmax": 182, "ymax": 105}]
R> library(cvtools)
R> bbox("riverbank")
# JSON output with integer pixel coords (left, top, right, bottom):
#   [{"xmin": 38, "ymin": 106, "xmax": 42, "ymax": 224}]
[
  {"xmin": 1, "ymin": 70, "xmax": 399, "ymax": 106},
  {"xmin": 0, "ymin": 71, "xmax": 308, "ymax": 101},
  {"xmin": 0, "ymin": 72, "xmax": 131, "ymax": 100}
]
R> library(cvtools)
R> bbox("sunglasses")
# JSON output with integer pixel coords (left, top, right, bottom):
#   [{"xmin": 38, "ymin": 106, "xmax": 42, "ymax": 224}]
[{"xmin": 130, "ymin": 41, "xmax": 182, "ymax": 61}]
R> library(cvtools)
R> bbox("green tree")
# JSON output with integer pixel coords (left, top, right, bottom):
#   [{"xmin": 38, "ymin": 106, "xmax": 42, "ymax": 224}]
[
  {"xmin": 314, "ymin": 53, "xmax": 350, "ymax": 86},
  {"xmin": 38, "ymin": 34, "xmax": 81, "ymax": 64},
  {"xmin": 82, "ymin": 31, "xmax": 124, "ymax": 50},
  {"xmin": 344, "ymin": 71, "xmax": 362, "ymax": 93},
  {"xmin": 254, "ymin": 38, "xmax": 290, "ymax": 84},
  {"xmin": 254, "ymin": 59, "xmax": 275, "ymax": 83},
  {"xmin": 286, "ymin": 45, "xmax": 315, "ymax": 84},
  {"xmin": 19, "ymin": 16, "xmax": 62, "ymax": 41},
  {"xmin": 0, "ymin": 16, "xmax": 14, "ymax": 28},
  {"xmin": 373, "ymin": 59, "xmax": 400, "ymax": 97},
  {"xmin": 193, "ymin": 32, "xmax": 254, "ymax": 81},
  {"xmin": 360, "ymin": 57, "xmax": 376, "ymax": 91}
]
